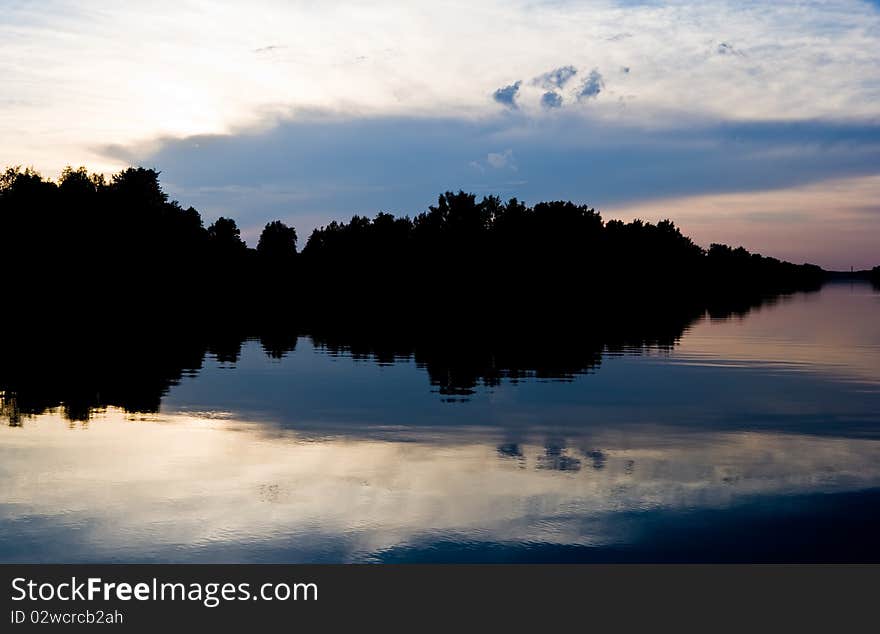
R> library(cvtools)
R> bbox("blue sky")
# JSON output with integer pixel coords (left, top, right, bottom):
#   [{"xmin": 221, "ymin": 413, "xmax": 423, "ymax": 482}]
[{"xmin": 2, "ymin": 0, "xmax": 880, "ymax": 267}]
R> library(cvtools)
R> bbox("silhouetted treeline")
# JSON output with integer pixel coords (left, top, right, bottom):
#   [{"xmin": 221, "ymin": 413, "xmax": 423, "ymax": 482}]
[
  {"xmin": 298, "ymin": 192, "xmax": 825, "ymax": 322},
  {"xmin": 0, "ymin": 166, "xmax": 296, "ymax": 314},
  {"xmin": 1, "ymin": 165, "xmax": 830, "ymax": 329},
  {"xmin": 872, "ymin": 266, "xmax": 880, "ymax": 290}
]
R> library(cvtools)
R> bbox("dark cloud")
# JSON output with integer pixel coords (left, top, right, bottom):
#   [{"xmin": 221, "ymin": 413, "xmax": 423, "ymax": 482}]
[
  {"xmin": 717, "ymin": 42, "xmax": 744, "ymax": 56},
  {"xmin": 253, "ymin": 45, "xmax": 285, "ymax": 54},
  {"xmin": 578, "ymin": 69, "xmax": 605, "ymax": 100},
  {"xmin": 533, "ymin": 65, "xmax": 578, "ymax": 89},
  {"xmin": 492, "ymin": 81, "xmax": 522, "ymax": 108},
  {"xmin": 541, "ymin": 91, "xmax": 563, "ymax": 109},
  {"xmin": 100, "ymin": 113, "xmax": 880, "ymax": 253}
]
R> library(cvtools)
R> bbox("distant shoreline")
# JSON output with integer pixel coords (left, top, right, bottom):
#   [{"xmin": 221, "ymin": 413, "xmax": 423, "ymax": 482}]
[
  {"xmin": 2, "ymin": 165, "xmax": 876, "ymax": 327},
  {"xmin": 823, "ymin": 270, "xmax": 877, "ymax": 282}
]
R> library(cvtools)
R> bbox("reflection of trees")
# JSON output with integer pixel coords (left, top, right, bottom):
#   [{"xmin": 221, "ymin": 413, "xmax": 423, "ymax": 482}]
[
  {"xmin": 0, "ymin": 329, "xmax": 208, "ymax": 424},
  {"xmin": 0, "ymin": 285, "xmax": 815, "ymax": 425},
  {"xmin": 306, "ymin": 302, "xmax": 704, "ymax": 399},
  {"xmin": 260, "ymin": 331, "xmax": 298, "ymax": 360},
  {"xmin": 0, "ymin": 393, "xmax": 21, "ymax": 427}
]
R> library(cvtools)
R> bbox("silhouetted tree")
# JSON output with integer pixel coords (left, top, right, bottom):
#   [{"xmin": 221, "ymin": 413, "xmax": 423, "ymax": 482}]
[
  {"xmin": 58, "ymin": 166, "xmax": 97, "ymax": 196},
  {"xmin": 207, "ymin": 217, "xmax": 246, "ymax": 254},
  {"xmin": 257, "ymin": 220, "xmax": 298, "ymax": 260}
]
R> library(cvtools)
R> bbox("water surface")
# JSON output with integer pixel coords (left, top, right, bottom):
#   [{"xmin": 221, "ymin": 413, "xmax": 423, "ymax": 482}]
[{"xmin": 2, "ymin": 283, "xmax": 879, "ymax": 562}]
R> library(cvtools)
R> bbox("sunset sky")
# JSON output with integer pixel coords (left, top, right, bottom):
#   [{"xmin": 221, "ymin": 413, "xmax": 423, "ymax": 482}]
[{"xmin": 2, "ymin": 0, "xmax": 880, "ymax": 269}]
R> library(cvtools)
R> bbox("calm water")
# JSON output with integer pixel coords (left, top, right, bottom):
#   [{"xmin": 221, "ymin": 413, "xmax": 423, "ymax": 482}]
[{"xmin": 2, "ymin": 283, "xmax": 879, "ymax": 562}]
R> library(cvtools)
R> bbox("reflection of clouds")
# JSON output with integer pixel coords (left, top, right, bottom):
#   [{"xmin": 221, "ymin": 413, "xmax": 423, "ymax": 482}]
[
  {"xmin": 536, "ymin": 443, "xmax": 581, "ymax": 472},
  {"xmin": 496, "ymin": 443, "xmax": 524, "ymax": 460},
  {"xmin": 2, "ymin": 411, "xmax": 879, "ymax": 562}
]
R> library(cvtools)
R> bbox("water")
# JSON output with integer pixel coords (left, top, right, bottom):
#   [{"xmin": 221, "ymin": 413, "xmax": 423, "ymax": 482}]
[{"xmin": 2, "ymin": 283, "xmax": 879, "ymax": 562}]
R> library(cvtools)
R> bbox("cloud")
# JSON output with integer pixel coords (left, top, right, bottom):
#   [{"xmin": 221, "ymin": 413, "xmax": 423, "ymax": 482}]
[
  {"xmin": 607, "ymin": 174, "xmax": 880, "ymax": 270},
  {"xmin": 533, "ymin": 65, "xmax": 577, "ymax": 89},
  {"xmin": 487, "ymin": 149, "xmax": 515, "ymax": 169},
  {"xmin": 253, "ymin": 45, "xmax": 285, "ymax": 54},
  {"xmin": 578, "ymin": 69, "xmax": 605, "ymax": 100},
  {"xmin": 492, "ymin": 81, "xmax": 521, "ymax": 108},
  {"xmin": 541, "ymin": 91, "xmax": 563, "ymax": 109},
  {"xmin": 99, "ymin": 111, "xmax": 880, "ymax": 268},
  {"xmin": 5, "ymin": 0, "xmax": 880, "ymax": 175},
  {"xmin": 716, "ymin": 42, "xmax": 744, "ymax": 57}
]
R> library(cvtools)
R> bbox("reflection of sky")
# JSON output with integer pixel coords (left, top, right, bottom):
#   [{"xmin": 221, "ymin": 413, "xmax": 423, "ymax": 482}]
[
  {"xmin": 2, "ymin": 412, "xmax": 880, "ymax": 562},
  {"xmin": 0, "ymin": 284, "xmax": 879, "ymax": 562}
]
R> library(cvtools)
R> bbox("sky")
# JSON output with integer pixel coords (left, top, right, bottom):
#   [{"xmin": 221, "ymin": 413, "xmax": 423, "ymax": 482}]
[{"xmin": 2, "ymin": 0, "xmax": 880, "ymax": 268}]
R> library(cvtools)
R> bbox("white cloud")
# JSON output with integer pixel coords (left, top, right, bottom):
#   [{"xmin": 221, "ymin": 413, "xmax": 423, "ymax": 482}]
[
  {"xmin": 2, "ymin": 1, "xmax": 880, "ymax": 175},
  {"xmin": 487, "ymin": 149, "xmax": 515, "ymax": 169}
]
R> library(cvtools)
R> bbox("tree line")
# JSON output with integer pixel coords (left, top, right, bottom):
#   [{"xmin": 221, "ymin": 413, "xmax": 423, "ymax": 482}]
[{"xmin": 0, "ymin": 165, "xmax": 829, "ymax": 327}]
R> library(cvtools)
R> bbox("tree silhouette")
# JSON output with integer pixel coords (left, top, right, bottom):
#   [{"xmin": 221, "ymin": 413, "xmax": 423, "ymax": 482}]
[
  {"xmin": 0, "ymin": 162, "xmax": 837, "ymax": 329},
  {"xmin": 207, "ymin": 217, "xmax": 246, "ymax": 253},
  {"xmin": 257, "ymin": 220, "xmax": 298, "ymax": 260}
]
